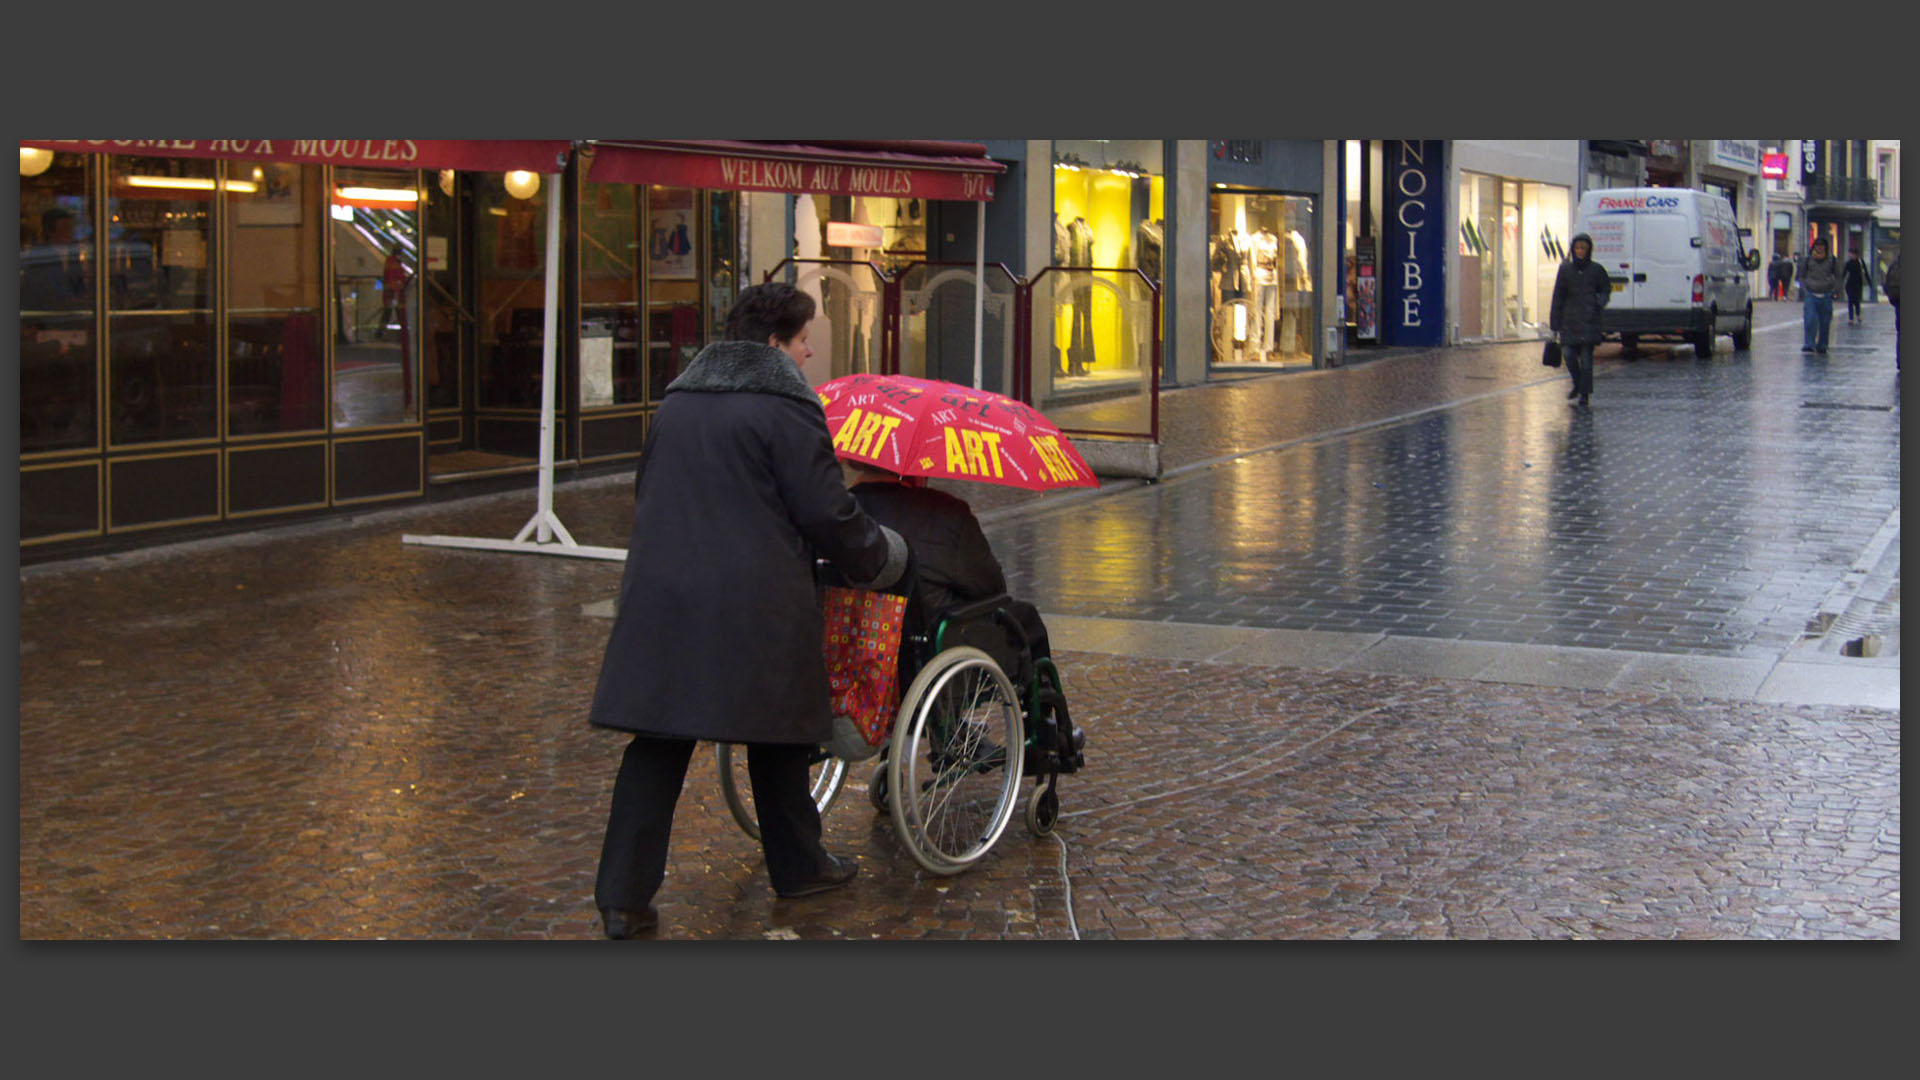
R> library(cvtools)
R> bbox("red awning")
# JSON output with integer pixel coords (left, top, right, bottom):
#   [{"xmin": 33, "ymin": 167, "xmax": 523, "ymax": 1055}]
[
  {"xmin": 583, "ymin": 140, "xmax": 1004, "ymax": 202},
  {"xmin": 19, "ymin": 139, "xmax": 573, "ymax": 173}
]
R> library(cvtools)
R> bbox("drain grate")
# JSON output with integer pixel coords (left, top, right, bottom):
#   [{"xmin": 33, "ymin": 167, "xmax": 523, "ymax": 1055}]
[{"xmin": 1800, "ymin": 401, "xmax": 1894, "ymax": 411}]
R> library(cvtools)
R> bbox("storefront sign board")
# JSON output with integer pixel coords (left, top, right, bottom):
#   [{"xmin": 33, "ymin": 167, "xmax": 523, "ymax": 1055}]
[
  {"xmin": 1381, "ymin": 140, "xmax": 1445, "ymax": 348},
  {"xmin": 586, "ymin": 142, "xmax": 999, "ymax": 202},
  {"xmin": 826, "ymin": 222, "xmax": 885, "ymax": 248},
  {"xmin": 1761, "ymin": 153, "xmax": 1789, "ymax": 180},
  {"xmin": 20, "ymin": 139, "xmax": 573, "ymax": 173}
]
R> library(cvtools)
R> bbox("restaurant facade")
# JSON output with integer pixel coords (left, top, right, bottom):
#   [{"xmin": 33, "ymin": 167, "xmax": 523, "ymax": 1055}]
[{"xmin": 17, "ymin": 139, "xmax": 1008, "ymax": 561}]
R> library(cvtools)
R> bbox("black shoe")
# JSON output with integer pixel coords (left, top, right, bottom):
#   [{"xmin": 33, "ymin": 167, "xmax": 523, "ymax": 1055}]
[
  {"xmin": 1579, "ymin": 393, "xmax": 1590, "ymax": 407},
  {"xmin": 1817, "ymin": 347, "xmax": 1828, "ymax": 355},
  {"xmin": 601, "ymin": 905, "xmax": 659, "ymax": 939},
  {"xmin": 1802, "ymin": 346, "xmax": 1815, "ymax": 353},
  {"xmin": 775, "ymin": 854, "xmax": 859, "ymax": 899},
  {"xmin": 1567, "ymin": 387, "xmax": 1580, "ymax": 399}
]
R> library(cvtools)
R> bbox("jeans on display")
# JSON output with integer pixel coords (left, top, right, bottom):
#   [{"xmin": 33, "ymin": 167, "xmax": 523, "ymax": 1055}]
[
  {"xmin": 1564, "ymin": 342, "xmax": 1595, "ymax": 398},
  {"xmin": 1803, "ymin": 290, "xmax": 1834, "ymax": 351},
  {"xmin": 1255, "ymin": 283, "xmax": 1279, "ymax": 355},
  {"xmin": 1067, "ymin": 291, "xmax": 1093, "ymax": 376}
]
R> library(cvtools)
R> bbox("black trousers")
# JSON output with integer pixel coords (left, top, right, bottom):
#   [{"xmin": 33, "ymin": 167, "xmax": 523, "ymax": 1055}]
[
  {"xmin": 594, "ymin": 735, "xmax": 831, "ymax": 910},
  {"xmin": 1564, "ymin": 343, "xmax": 1595, "ymax": 397},
  {"xmin": 1846, "ymin": 289, "xmax": 1864, "ymax": 320}
]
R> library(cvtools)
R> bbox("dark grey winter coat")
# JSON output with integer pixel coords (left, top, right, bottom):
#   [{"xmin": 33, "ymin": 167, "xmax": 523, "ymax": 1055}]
[
  {"xmin": 587, "ymin": 340, "xmax": 907, "ymax": 744},
  {"xmin": 1549, "ymin": 233, "xmax": 1613, "ymax": 346}
]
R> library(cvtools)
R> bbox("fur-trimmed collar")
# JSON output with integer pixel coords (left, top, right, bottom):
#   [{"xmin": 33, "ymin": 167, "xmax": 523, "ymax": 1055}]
[{"xmin": 665, "ymin": 340, "xmax": 817, "ymax": 406}]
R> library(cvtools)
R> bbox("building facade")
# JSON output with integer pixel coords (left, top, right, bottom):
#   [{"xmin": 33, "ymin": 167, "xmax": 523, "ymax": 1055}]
[{"xmin": 16, "ymin": 139, "xmax": 1008, "ymax": 561}]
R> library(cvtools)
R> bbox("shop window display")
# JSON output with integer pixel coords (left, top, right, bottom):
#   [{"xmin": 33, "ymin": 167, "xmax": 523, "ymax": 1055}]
[
  {"xmin": 1049, "ymin": 140, "xmax": 1163, "ymax": 383},
  {"xmin": 1208, "ymin": 191, "xmax": 1314, "ymax": 366},
  {"xmin": 107, "ymin": 154, "xmax": 217, "ymax": 445},
  {"xmin": 791, "ymin": 193, "xmax": 900, "ymax": 383},
  {"xmin": 1459, "ymin": 171, "xmax": 1568, "ymax": 341},
  {"xmin": 19, "ymin": 151, "xmax": 98, "ymax": 454},
  {"xmin": 330, "ymin": 166, "xmax": 421, "ymax": 427}
]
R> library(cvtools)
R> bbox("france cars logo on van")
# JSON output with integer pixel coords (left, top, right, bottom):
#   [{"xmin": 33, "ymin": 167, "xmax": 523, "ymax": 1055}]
[{"xmin": 1595, "ymin": 194, "xmax": 1681, "ymax": 213}]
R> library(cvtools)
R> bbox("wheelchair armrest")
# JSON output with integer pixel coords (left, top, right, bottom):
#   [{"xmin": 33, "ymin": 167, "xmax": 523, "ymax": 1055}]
[{"xmin": 933, "ymin": 594, "xmax": 1030, "ymax": 657}]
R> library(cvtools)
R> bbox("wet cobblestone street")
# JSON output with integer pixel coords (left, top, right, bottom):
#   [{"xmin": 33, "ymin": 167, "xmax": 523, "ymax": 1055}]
[{"xmin": 17, "ymin": 302, "xmax": 1899, "ymax": 939}]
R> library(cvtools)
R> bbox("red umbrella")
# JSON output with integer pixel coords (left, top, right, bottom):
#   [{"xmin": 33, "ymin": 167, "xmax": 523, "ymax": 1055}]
[{"xmin": 817, "ymin": 373, "xmax": 1098, "ymax": 491}]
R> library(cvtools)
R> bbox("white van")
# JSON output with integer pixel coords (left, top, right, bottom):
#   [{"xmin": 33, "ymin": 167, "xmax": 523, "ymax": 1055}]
[{"xmin": 1573, "ymin": 187, "xmax": 1760, "ymax": 355}]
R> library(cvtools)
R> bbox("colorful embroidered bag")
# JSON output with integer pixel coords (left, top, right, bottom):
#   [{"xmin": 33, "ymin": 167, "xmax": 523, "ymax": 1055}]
[{"xmin": 820, "ymin": 586, "xmax": 909, "ymax": 751}]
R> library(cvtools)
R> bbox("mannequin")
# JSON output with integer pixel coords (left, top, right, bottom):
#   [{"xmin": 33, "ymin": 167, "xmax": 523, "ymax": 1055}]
[
  {"xmin": 1280, "ymin": 227, "xmax": 1310, "ymax": 358},
  {"xmin": 1136, "ymin": 218, "xmax": 1164, "ymax": 284},
  {"xmin": 1066, "ymin": 216, "xmax": 1095, "ymax": 375},
  {"xmin": 1209, "ymin": 230, "xmax": 1246, "ymax": 362},
  {"xmin": 1250, "ymin": 227, "xmax": 1281, "ymax": 359},
  {"xmin": 1051, "ymin": 215, "xmax": 1070, "ymax": 375}
]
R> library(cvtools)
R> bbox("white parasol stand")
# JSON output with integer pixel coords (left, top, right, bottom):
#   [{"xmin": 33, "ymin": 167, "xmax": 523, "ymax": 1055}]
[{"xmin": 403, "ymin": 157, "xmax": 626, "ymax": 561}]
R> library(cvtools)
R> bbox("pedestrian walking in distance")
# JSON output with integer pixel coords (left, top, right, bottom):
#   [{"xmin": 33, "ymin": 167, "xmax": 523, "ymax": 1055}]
[
  {"xmin": 1798, "ymin": 238, "xmax": 1842, "ymax": 354},
  {"xmin": 1843, "ymin": 247, "xmax": 1871, "ymax": 323},
  {"xmin": 1769, "ymin": 251, "xmax": 1790, "ymax": 301},
  {"xmin": 587, "ymin": 283, "xmax": 908, "ymax": 939},
  {"xmin": 1550, "ymin": 232, "xmax": 1611, "ymax": 407}
]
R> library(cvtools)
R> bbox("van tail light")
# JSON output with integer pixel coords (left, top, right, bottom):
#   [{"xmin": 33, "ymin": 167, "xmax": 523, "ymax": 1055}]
[{"xmin": 1692, "ymin": 274, "xmax": 1705, "ymax": 303}]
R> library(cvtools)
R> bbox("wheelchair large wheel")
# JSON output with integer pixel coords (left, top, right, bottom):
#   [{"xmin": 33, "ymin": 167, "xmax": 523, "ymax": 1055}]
[
  {"xmin": 887, "ymin": 646, "xmax": 1024, "ymax": 875},
  {"xmin": 716, "ymin": 743, "xmax": 848, "ymax": 842}
]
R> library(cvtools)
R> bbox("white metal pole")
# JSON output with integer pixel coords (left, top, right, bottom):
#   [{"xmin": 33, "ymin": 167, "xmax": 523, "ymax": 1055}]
[
  {"xmin": 535, "ymin": 171, "xmax": 562, "ymax": 542},
  {"xmin": 973, "ymin": 199, "xmax": 986, "ymax": 389}
]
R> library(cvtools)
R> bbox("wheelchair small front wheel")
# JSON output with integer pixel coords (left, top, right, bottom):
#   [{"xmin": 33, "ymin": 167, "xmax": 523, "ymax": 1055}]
[
  {"xmin": 1025, "ymin": 781, "xmax": 1060, "ymax": 836},
  {"xmin": 888, "ymin": 646, "xmax": 1024, "ymax": 875},
  {"xmin": 716, "ymin": 743, "xmax": 848, "ymax": 842}
]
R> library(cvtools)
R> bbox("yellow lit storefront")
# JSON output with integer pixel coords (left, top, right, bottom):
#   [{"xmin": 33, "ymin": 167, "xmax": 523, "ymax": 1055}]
[{"xmin": 1048, "ymin": 140, "xmax": 1163, "ymax": 389}]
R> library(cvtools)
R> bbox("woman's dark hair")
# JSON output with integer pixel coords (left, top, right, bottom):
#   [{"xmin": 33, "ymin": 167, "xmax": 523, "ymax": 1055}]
[{"xmin": 724, "ymin": 283, "xmax": 816, "ymax": 344}]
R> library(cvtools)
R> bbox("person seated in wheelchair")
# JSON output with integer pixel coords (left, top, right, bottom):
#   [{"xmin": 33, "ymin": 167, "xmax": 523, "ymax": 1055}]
[
  {"xmin": 835, "ymin": 460, "xmax": 1083, "ymax": 776},
  {"xmin": 839, "ymin": 459, "xmax": 1051, "ymax": 664}
]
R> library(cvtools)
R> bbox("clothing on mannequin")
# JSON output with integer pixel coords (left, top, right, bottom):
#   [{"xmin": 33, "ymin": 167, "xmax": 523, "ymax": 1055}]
[
  {"xmin": 1209, "ymin": 231, "xmax": 1247, "ymax": 361},
  {"xmin": 1279, "ymin": 228, "xmax": 1311, "ymax": 357},
  {"xmin": 1066, "ymin": 218, "xmax": 1096, "ymax": 375},
  {"xmin": 1251, "ymin": 228, "xmax": 1281, "ymax": 358},
  {"xmin": 1051, "ymin": 216, "xmax": 1070, "ymax": 375},
  {"xmin": 1136, "ymin": 219, "xmax": 1164, "ymax": 284}
]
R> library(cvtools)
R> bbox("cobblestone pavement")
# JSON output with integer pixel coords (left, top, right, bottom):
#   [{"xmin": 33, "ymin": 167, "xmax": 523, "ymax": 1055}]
[{"xmin": 17, "ymin": 301, "xmax": 1898, "ymax": 939}]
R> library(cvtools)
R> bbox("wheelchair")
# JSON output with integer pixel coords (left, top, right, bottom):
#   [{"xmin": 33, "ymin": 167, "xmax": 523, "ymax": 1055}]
[
  {"xmin": 867, "ymin": 590, "xmax": 1085, "ymax": 875},
  {"xmin": 717, "ymin": 561, "xmax": 1085, "ymax": 876}
]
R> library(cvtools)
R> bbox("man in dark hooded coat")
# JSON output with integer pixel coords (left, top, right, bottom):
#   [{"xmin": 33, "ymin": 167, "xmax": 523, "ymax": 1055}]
[
  {"xmin": 588, "ymin": 283, "xmax": 907, "ymax": 938},
  {"xmin": 1550, "ymin": 232, "xmax": 1612, "ymax": 407}
]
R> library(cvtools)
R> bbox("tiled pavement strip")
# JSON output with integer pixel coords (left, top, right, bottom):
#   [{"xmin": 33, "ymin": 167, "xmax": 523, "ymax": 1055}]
[{"xmin": 17, "ymin": 301, "xmax": 1899, "ymax": 939}]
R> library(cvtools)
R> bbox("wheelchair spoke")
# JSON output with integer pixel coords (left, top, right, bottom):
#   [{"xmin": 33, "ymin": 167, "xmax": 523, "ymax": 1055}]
[{"xmin": 890, "ymin": 650, "xmax": 1025, "ymax": 874}]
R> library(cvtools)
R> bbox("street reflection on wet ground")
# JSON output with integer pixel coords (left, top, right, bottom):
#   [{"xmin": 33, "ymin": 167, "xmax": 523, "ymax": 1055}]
[
  {"xmin": 991, "ymin": 304, "xmax": 1898, "ymax": 658},
  {"xmin": 17, "ymin": 303, "xmax": 1897, "ymax": 938}
]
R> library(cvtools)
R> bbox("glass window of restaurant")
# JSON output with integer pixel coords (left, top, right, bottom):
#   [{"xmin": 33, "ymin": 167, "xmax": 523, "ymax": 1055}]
[
  {"xmin": 20, "ymin": 150, "xmax": 98, "ymax": 456},
  {"xmin": 329, "ymin": 165, "xmax": 420, "ymax": 428},
  {"xmin": 1048, "ymin": 139, "xmax": 1163, "ymax": 384},
  {"xmin": 575, "ymin": 179, "xmax": 744, "ymax": 458},
  {"xmin": 108, "ymin": 154, "xmax": 218, "ymax": 446},
  {"xmin": 1208, "ymin": 189, "xmax": 1315, "ymax": 366},
  {"xmin": 227, "ymin": 160, "xmax": 324, "ymax": 436}
]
